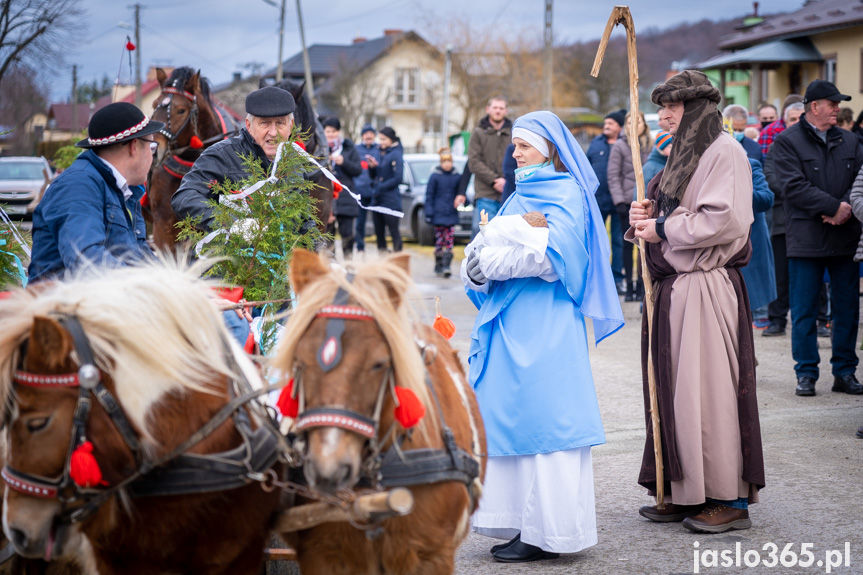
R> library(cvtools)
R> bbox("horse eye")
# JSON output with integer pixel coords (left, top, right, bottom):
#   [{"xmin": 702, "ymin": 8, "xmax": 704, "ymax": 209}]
[
  {"xmin": 371, "ymin": 360, "xmax": 390, "ymax": 372},
  {"xmin": 26, "ymin": 417, "xmax": 49, "ymax": 432},
  {"xmin": 176, "ymin": 109, "xmax": 186, "ymax": 115}
]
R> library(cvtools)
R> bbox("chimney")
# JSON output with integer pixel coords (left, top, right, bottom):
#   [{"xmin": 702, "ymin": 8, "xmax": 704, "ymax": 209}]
[
  {"xmin": 353, "ymin": 36, "xmax": 367, "ymax": 44},
  {"xmin": 753, "ymin": 1, "xmax": 759, "ymax": 17},
  {"xmin": 233, "ymin": 72, "xmax": 242, "ymax": 83},
  {"xmin": 383, "ymin": 29, "xmax": 403, "ymax": 36}
]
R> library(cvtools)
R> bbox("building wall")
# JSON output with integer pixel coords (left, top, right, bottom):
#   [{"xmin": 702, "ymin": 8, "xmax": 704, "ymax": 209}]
[{"xmin": 811, "ymin": 27, "xmax": 862, "ymax": 100}]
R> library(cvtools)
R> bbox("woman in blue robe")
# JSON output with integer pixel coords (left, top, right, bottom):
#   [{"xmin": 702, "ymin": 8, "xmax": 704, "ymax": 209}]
[{"xmin": 460, "ymin": 111, "xmax": 624, "ymax": 562}]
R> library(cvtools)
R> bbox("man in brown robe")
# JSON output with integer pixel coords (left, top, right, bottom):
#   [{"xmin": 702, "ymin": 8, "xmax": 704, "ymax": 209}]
[{"xmin": 627, "ymin": 70, "xmax": 766, "ymax": 534}]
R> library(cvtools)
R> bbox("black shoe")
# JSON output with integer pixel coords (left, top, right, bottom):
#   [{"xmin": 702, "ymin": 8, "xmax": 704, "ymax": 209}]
[
  {"xmin": 832, "ymin": 373, "xmax": 863, "ymax": 395},
  {"xmin": 616, "ymin": 281, "xmax": 626, "ymax": 295},
  {"xmin": 489, "ymin": 533, "xmax": 520, "ymax": 554},
  {"xmin": 795, "ymin": 376, "xmax": 816, "ymax": 396},
  {"xmin": 492, "ymin": 540, "xmax": 559, "ymax": 563},
  {"xmin": 856, "ymin": 426, "xmax": 863, "ymax": 439},
  {"xmin": 762, "ymin": 323, "xmax": 785, "ymax": 337},
  {"xmin": 817, "ymin": 323, "xmax": 831, "ymax": 338},
  {"xmin": 624, "ymin": 293, "xmax": 635, "ymax": 302}
]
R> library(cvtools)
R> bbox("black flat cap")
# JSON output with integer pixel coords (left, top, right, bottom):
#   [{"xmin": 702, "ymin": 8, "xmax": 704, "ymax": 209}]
[
  {"xmin": 76, "ymin": 102, "xmax": 165, "ymax": 148},
  {"xmin": 803, "ymin": 79, "xmax": 851, "ymax": 104},
  {"xmin": 245, "ymin": 86, "xmax": 296, "ymax": 117}
]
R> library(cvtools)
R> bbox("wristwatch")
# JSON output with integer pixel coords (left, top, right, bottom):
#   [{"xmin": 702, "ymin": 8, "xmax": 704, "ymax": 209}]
[{"xmin": 655, "ymin": 215, "xmax": 667, "ymax": 240}]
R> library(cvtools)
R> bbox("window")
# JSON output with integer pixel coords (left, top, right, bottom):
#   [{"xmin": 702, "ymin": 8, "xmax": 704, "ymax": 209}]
[
  {"xmin": 363, "ymin": 113, "xmax": 389, "ymax": 129},
  {"xmin": 823, "ymin": 55, "xmax": 837, "ymax": 84},
  {"xmin": 423, "ymin": 115, "xmax": 442, "ymax": 136},
  {"xmin": 394, "ymin": 68, "xmax": 420, "ymax": 106}
]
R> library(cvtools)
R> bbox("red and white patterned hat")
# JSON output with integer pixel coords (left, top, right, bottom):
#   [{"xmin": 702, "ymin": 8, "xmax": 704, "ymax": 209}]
[{"xmin": 76, "ymin": 102, "xmax": 165, "ymax": 149}]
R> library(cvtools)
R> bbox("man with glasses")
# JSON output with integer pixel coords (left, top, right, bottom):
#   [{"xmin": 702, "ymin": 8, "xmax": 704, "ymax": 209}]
[{"xmin": 29, "ymin": 102, "xmax": 164, "ymax": 282}]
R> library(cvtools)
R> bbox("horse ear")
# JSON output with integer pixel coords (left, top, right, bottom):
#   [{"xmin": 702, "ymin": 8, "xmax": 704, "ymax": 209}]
[
  {"xmin": 386, "ymin": 252, "xmax": 410, "ymax": 275},
  {"xmin": 190, "ymin": 70, "xmax": 202, "ymax": 93},
  {"xmin": 290, "ymin": 249, "xmax": 329, "ymax": 295},
  {"xmin": 382, "ymin": 253, "xmax": 411, "ymax": 307},
  {"xmin": 156, "ymin": 67, "xmax": 168, "ymax": 87},
  {"xmin": 288, "ymin": 81, "xmax": 305, "ymax": 101},
  {"xmin": 26, "ymin": 316, "xmax": 73, "ymax": 371}
]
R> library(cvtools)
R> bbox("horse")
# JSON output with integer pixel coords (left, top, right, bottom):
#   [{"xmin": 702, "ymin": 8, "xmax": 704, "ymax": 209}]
[
  {"xmin": 271, "ymin": 249, "xmax": 486, "ymax": 575},
  {"xmin": 148, "ymin": 67, "xmax": 241, "ymax": 251},
  {"xmin": 0, "ymin": 261, "xmax": 284, "ymax": 575},
  {"xmin": 265, "ymin": 78, "xmax": 333, "ymax": 236}
]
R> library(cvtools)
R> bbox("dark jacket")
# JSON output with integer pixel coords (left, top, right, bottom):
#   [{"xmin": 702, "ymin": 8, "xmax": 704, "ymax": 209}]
[
  {"xmin": 370, "ymin": 141, "xmax": 403, "ymax": 211},
  {"xmin": 501, "ymin": 143, "xmax": 517, "ymax": 204},
  {"xmin": 762, "ymin": 153, "xmax": 785, "ymax": 236},
  {"xmin": 172, "ymin": 128, "xmax": 272, "ymax": 230},
  {"xmin": 354, "ymin": 142, "xmax": 380, "ymax": 204},
  {"xmin": 641, "ymin": 147, "xmax": 667, "ymax": 198},
  {"xmin": 330, "ymin": 138, "xmax": 363, "ymax": 217},
  {"xmin": 771, "ymin": 114, "xmax": 863, "ymax": 258},
  {"xmin": 468, "ymin": 115, "xmax": 513, "ymax": 202},
  {"xmin": 741, "ymin": 158, "xmax": 776, "ymax": 311},
  {"xmin": 29, "ymin": 150, "xmax": 152, "ymax": 283},
  {"xmin": 586, "ymin": 134, "xmax": 614, "ymax": 212},
  {"xmin": 739, "ymin": 135, "xmax": 763, "ymax": 164},
  {"xmin": 425, "ymin": 166, "xmax": 461, "ymax": 227}
]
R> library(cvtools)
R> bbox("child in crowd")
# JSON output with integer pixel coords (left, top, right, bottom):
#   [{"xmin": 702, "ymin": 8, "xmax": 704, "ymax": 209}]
[{"xmin": 425, "ymin": 147, "xmax": 461, "ymax": 277}]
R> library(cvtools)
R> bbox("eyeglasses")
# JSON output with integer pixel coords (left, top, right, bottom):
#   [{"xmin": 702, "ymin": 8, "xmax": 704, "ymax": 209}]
[{"xmin": 139, "ymin": 138, "xmax": 158, "ymax": 153}]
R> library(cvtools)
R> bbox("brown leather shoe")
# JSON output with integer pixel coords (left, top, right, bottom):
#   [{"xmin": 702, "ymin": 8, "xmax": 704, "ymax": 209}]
[
  {"xmin": 639, "ymin": 503, "xmax": 705, "ymax": 522},
  {"xmin": 682, "ymin": 503, "xmax": 751, "ymax": 533}
]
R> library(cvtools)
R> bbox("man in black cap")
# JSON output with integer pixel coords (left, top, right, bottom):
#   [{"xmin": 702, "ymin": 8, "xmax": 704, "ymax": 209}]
[
  {"xmin": 771, "ymin": 79, "xmax": 863, "ymax": 397},
  {"xmin": 172, "ymin": 85, "xmax": 297, "ymax": 230},
  {"xmin": 28, "ymin": 102, "xmax": 163, "ymax": 283}
]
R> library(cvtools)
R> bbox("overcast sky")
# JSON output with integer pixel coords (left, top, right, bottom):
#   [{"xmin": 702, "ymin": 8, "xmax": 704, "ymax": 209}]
[{"xmin": 54, "ymin": 0, "xmax": 794, "ymax": 101}]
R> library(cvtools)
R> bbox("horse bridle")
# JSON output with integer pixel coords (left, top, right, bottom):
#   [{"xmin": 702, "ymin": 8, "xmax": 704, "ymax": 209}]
[
  {"xmin": 292, "ymin": 282, "xmax": 398, "ymax": 447},
  {"xmin": 154, "ymin": 80, "xmax": 199, "ymax": 145},
  {"xmin": 3, "ymin": 315, "xmax": 285, "ymax": 525},
  {"xmin": 3, "ymin": 315, "xmax": 142, "ymax": 522}
]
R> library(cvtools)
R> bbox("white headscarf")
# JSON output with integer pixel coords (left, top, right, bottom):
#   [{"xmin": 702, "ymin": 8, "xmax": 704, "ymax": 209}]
[{"xmin": 511, "ymin": 127, "xmax": 549, "ymax": 158}]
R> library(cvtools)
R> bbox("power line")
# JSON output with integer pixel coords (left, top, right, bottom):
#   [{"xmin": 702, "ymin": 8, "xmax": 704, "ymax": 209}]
[{"xmin": 139, "ymin": 23, "xmax": 232, "ymax": 73}]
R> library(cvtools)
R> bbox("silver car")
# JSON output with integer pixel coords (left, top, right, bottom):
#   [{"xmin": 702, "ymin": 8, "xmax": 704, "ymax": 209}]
[{"xmin": 0, "ymin": 157, "xmax": 53, "ymax": 218}]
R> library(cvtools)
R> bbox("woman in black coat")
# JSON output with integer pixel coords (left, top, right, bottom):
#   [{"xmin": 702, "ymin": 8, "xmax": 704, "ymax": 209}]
[
  {"xmin": 425, "ymin": 147, "xmax": 461, "ymax": 277},
  {"xmin": 370, "ymin": 126, "xmax": 404, "ymax": 252},
  {"xmin": 323, "ymin": 117, "xmax": 362, "ymax": 257}
]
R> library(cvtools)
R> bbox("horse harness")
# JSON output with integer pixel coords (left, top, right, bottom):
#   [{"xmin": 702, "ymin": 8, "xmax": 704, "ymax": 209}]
[
  {"xmin": 291, "ymin": 284, "xmax": 480, "ymax": 494},
  {"xmin": 3, "ymin": 315, "xmax": 283, "ymax": 526},
  {"xmin": 153, "ymin": 78, "xmax": 239, "ymax": 180}
]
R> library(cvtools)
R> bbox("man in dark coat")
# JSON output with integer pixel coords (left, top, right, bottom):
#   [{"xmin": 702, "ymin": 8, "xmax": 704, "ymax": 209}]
[
  {"xmin": 464, "ymin": 97, "xmax": 512, "ymax": 237},
  {"xmin": 771, "ymin": 79, "xmax": 863, "ymax": 397},
  {"xmin": 354, "ymin": 125, "xmax": 380, "ymax": 253},
  {"xmin": 172, "ymin": 86, "xmax": 297, "ymax": 230},
  {"xmin": 586, "ymin": 109, "xmax": 626, "ymax": 293},
  {"xmin": 322, "ymin": 116, "xmax": 362, "ymax": 258},
  {"xmin": 29, "ymin": 103, "xmax": 162, "ymax": 282}
]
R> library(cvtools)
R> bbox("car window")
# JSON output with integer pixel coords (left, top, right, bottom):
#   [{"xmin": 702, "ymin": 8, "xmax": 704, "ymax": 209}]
[
  {"xmin": 0, "ymin": 162, "xmax": 45, "ymax": 180},
  {"xmin": 407, "ymin": 158, "xmax": 468, "ymax": 186}
]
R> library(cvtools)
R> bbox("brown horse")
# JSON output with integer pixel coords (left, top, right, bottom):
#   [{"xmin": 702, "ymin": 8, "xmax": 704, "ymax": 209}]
[
  {"xmin": 0, "ymin": 262, "xmax": 283, "ymax": 575},
  {"xmin": 272, "ymin": 250, "xmax": 486, "ymax": 575},
  {"xmin": 148, "ymin": 67, "xmax": 241, "ymax": 251}
]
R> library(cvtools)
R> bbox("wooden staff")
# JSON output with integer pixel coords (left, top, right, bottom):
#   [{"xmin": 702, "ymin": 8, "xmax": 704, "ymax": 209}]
[
  {"xmin": 591, "ymin": 6, "xmax": 664, "ymax": 508},
  {"xmin": 274, "ymin": 487, "xmax": 415, "ymax": 533}
]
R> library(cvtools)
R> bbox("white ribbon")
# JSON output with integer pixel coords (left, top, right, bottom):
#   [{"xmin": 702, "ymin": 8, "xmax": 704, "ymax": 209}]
[
  {"xmin": 195, "ymin": 140, "xmax": 404, "ymax": 258},
  {"xmin": 0, "ymin": 205, "xmax": 32, "ymax": 257}
]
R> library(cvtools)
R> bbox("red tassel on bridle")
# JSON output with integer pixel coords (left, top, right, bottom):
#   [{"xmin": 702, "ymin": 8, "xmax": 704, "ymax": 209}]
[
  {"xmin": 69, "ymin": 441, "xmax": 107, "ymax": 488},
  {"xmin": 277, "ymin": 378, "xmax": 299, "ymax": 418},
  {"xmin": 393, "ymin": 386, "xmax": 425, "ymax": 428},
  {"xmin": 190, "ymin": 135, "xmax": 203, "ymax": 149}
]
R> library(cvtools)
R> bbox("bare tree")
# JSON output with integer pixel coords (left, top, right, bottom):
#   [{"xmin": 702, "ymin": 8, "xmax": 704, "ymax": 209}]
[
  {"xmin": 0, "ymin": 0, "xmax": 84, "ymax": 84},
  {"xmin": 323, "ymin": 59, "xmax": 390, "ymax": 141}
]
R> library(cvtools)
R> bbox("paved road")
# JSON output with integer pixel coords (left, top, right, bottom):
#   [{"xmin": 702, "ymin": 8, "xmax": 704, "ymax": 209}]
[{"xmin": 392, "ymin": 244, "xmax": 863, "ymax": 575}]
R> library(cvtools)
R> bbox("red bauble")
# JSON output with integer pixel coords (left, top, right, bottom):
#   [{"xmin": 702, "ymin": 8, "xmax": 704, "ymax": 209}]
[
  {"xmin": 126, "ymin": 41, "xmax": 136, "ymax": 51},
  {"xmin": 433, "ymin": 314, "xmax": 456, "ymax": 339},
  {"xmin": 277, "ymin": 378, "xmax": 299, "ymax": 418},
  {"xmin": 393, "ymin": 386, "xmax": 425, "ymax": 428},
  {"xmin": 190, "ymin": 135, "xmax": 203, "ymax": 149},
  {"xmin": 70, "ymin": 441, "xmax": 107, "ymax": 488}
]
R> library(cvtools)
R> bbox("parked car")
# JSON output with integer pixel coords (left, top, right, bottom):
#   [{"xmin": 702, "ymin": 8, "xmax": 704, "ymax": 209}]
[
  {"xmin": 365, "ymin": 153, "xmax": 475, "ymax": 246},
  {"xmin": 0, "ymin": 156, "xmax": 53, "ymax": 218},
  {"xmin": 645, "ymin": 113, "xmax": 661, "ymax": 139}
]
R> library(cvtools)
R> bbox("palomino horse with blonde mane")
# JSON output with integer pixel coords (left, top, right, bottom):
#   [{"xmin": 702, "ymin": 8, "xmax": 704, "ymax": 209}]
[
  {"xmin": 272, "ymin": 249, "xmax": 486, "ymax": 575},
  {"xmin": 0, "ymin": 263, "xmax": 283, "ymax": 574}
]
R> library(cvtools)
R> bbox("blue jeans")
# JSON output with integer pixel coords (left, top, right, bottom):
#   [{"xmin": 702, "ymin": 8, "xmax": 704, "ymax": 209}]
[
  {"xmin": 472, "ymin": 197, "xmax": 501, "ymax": 238},
  {"xmin": 788, "ymin": 257, "xmax": 859, "ymax": 379}
]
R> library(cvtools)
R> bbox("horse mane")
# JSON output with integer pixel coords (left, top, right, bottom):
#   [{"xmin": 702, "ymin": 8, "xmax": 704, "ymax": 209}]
[
  {"xmin": 0, "ymin": 258, "xmax": 252, "ymax": 437},
  {"xmin": 168, "ymin": 66, "xmax": 212, "ymax": 103},
  {"xmin": 274, "ymin": 257, "xmax": 433, "ymax": 432}
]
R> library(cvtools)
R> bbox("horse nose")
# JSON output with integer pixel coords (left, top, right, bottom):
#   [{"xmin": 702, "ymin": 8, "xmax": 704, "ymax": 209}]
[
  {"xmin": 305, "ymin": 460, "xmax": 354, "ymax": 493},
  {"xmin": 8, "ymin": 526, "xmax": 31, "ymax": 553}
]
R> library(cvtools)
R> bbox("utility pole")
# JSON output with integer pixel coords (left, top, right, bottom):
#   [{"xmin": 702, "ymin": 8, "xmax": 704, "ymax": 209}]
[
  {"xmin": 71, "ymin": 65, "xmax": 79, "ymax": 134},
  {"xmin": 275, "ymin": 0, "xmax": 285, "ymax": 82},
  {"xmin": 542, "ymin": 0, "xmax": 553, "ymax": 110},
  {"xmin": 134, "ymin": 3, "xmax": 142, "ymax": 109},
  {"xmin": 295, "ymin": 0, "xmax": 317, "ymax": 110},
  {"xmin": 440, "ymin": 46, "xmax": 452, "ymax": 150}
]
